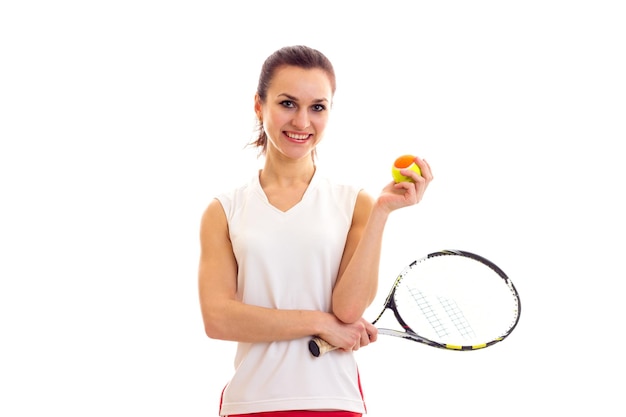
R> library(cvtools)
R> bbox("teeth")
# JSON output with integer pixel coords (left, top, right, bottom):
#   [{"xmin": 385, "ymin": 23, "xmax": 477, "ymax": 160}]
[{"xmin": 286, "ymin": 132, "xmax": 309, "ymax": 140}]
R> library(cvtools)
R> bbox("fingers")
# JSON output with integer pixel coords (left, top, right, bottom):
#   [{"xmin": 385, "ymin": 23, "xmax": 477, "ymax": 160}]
[
  {"xmin": 415, "ymin": 156, "xmax": 434, "ymax": 182},
  {"xmin": 394, "ymin": 156, "xmax": 433, "ymax": 203},
  {"xmin": 365, "ymin": 321, "xmax": 378, "ymax": 343},
  {"xmin": 326, "ymin": 317, "xmax": 379, "ymax": 353},
  {"xmin": 355, "ymin": 329, "xmax": 370, "ymax": 351},
  {"xmin": 351, "ymin": 320, "xmax": 379, "ymax": 351}
]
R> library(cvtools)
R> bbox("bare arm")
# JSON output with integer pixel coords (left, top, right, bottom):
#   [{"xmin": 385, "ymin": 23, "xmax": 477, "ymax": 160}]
[
  {"xmin": 332, "ymin": 156, "xmax": 434, "ymax": 324},
  {"xmin": 198, "ymin": 199, "xmax": 369, "ymax": 350}
]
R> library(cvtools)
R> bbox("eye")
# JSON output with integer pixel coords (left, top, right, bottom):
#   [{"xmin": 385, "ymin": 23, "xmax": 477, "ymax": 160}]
[
  {"xmin": 312, "ymin": 104, "xmax": 327, "ymax": 112},
  {"xmin": 280, "ymin": 100, "xmax": 295, "ymax": 108}
]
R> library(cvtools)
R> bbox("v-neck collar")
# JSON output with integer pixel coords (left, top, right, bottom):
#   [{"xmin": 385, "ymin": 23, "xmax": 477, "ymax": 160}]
[{"xmin": 254, "ymin": 168, "xmax": 320, "ymax": 214}]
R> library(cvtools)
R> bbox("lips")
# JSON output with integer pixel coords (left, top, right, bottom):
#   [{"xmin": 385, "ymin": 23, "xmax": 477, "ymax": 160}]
[{"xmin": 285, "ymin": 131, "xmax": 311, "ymax": 141}]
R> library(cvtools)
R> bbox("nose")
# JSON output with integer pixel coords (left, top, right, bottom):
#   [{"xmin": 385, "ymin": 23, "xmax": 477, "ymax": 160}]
[{"xmin": 292, "ymin": 108, "xmax": 310, "ymax": 130}]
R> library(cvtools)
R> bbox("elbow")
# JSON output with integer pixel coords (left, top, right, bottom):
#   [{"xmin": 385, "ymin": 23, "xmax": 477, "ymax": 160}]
[
  {"xmin": 200, "ymin": 297, "xmax": 242, "ymax": 341},
  {"xmin": 204, "ymin": 321, "xmax": 232, "ymax": 341},
  {"xmin": 203, "ymin": 322, "xmax": 221, "ymax": 340},
  {"xmin": 332, "ymin": 290, "xmax": 376, "ymax": 324},
  {"xmin": 332, "ymin": 303, "xmax": 366, "ymax": 324},
  {"xmin": 202, "ymin": 311, "xmax": 229, "ymax": 340}
]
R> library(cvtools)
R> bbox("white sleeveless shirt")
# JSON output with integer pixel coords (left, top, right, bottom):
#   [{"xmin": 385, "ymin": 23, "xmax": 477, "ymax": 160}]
[{"xmin": 216, "ymin": 170, "xmax": 367, "ymax": 416}]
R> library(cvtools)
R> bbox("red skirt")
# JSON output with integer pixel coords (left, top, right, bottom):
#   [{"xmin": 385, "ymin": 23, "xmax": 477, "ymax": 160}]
[{"xmin": 229, "ymin": 412, "xmax": 361, "ymax": 417}]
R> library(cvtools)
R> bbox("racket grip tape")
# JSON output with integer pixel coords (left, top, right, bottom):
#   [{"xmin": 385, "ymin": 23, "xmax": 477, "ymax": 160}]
[{"xmin": 308, "ymin": 336, "xmax": 337, "ymax": 357}]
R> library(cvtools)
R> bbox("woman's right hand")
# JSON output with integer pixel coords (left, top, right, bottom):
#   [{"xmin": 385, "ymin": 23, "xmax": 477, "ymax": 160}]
[{"xmin": 319, "ymin": 316, "xmax": 378, "ymax": 352}]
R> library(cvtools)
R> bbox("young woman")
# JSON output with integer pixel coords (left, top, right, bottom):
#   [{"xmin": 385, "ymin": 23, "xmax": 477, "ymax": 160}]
[{"xmin": 198, "ymin": 45, "xmax": 433, "ymax": 416}]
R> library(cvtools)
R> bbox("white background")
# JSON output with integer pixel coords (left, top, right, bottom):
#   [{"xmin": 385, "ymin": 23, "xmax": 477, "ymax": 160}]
[{"xmin": 1, "ymin": 1, "xmax": 624, "ymax": 416}]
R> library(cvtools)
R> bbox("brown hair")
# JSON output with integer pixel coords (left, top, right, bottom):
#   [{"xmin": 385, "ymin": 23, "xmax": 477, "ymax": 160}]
[{"xmin": 250, "ymin": 45, "xmax": 336, "ymax": 155}]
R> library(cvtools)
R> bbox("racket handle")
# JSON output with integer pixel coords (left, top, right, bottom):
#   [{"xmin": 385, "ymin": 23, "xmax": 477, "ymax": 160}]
[{"xmin": 309, "ymin": 336, "xmax": 338, "ymax": 357}]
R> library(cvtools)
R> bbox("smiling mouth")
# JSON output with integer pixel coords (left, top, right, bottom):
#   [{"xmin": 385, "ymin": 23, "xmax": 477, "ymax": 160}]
[{"xmin": 285, "ymin": 132, "xmax": 311, "ymax": 141}]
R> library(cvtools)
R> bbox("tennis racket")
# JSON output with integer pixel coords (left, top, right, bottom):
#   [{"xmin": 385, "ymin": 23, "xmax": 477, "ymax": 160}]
[{"xmin": 309, "ymin": 249, "xmax": 521, "ymax": 357}]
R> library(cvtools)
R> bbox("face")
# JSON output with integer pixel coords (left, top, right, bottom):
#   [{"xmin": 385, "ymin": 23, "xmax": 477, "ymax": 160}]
[{"xmin": 255, "ymin": 65, "xmax": 333, "ymax": 161}]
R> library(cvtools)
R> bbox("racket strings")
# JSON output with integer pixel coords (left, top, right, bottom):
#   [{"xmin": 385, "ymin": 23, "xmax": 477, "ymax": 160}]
[
  {"xmin": 407, "ymin": 287, "xmax": 449, "ymax": 338},
  {"xmin": 437, "ymin": 296, "xmax": 476, "ymax": 340}
]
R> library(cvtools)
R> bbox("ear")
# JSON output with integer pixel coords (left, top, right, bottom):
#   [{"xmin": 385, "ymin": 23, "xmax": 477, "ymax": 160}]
[{"xmin": 254, "ymin": 94, "xmax": 262, "ymax": 120}]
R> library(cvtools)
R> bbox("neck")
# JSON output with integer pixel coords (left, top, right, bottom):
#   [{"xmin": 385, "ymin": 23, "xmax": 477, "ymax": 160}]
[{"xmin": 260, "ymin": 155, "xmax": 316, "ymax": 188}]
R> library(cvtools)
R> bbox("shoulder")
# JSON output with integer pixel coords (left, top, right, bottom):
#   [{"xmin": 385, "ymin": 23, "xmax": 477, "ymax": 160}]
[
  {"xmin": 315, "ymin": 174, "xmax": 362, "ymax": 200},
  {"xmin": 202, "ymin": 176, "xmax": 256, "ymax": 231},
  {"xmin": 214, "ymin": 176, "xmax": 258, "ymax": 216},
  {"xmin": 352, "ymin": 189, "xmax": 375, "ymax": 222},
  {"xmin": 313, "ymin": 172, "xmax": 374, "ymax": 213},
  {"xmin": 200, "ymin": 198, "xmax": 228, "ymax": 237}
]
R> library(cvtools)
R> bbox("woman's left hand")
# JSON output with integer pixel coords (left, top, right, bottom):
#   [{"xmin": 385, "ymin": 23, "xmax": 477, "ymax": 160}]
[
  {"xmin": 351, "ymin": 318, "xmax": 379, "ymax": 352},
  {"xmin": 378, "ymin": 155, "xmax": 433, "ymax": 212}
]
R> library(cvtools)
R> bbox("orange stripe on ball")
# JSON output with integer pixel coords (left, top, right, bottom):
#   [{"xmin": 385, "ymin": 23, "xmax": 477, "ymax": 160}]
[{"xmin": 394, "ymin": 154, "xmax": 415, "ymax": 168}]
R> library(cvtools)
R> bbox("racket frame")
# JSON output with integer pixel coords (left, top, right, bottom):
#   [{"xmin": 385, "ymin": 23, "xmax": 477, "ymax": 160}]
[
  {"xmin": 309, "ymin": 249, "xmax": 521, "ymax": 356},
  {"xmin": 371, "ymin": 249, "xmax": 521, "ymax": 351}
]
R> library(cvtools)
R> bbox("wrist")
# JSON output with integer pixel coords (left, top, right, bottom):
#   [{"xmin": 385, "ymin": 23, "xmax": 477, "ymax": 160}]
[
  {"xmin": 370, "ymin": 200, "xmax": 392, "ymax": 222},
  {"xmin": 311, "ymin": 310, "xmax": 334, "ymax": 336}
]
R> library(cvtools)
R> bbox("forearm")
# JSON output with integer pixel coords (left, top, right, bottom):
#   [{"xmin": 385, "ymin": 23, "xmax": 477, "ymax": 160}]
[
  {"xmin": 202, "ymin": 299, "xmax": 329, "ymax": 343},
  {"xmin": 332, "ymin": 201, "xmax": 391, "ymax": 323}
]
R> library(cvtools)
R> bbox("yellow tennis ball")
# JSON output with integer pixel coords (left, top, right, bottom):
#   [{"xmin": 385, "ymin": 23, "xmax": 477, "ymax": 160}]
[{"xmin": 392, "ymin": 154, "xmax": 421, "ymax": 183}]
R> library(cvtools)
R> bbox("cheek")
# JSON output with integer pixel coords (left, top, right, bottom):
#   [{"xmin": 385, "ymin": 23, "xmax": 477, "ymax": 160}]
[
  {"xmin": 262, "ymin": 114, "xmax": 285, "ymax": 142},
  {"xmin": 264, "ymin": 110, "xmax": 287, "ymax": 130},
  {"xmin": 312, "ymin": 113, "xmax": 329, "ymax": 130}
]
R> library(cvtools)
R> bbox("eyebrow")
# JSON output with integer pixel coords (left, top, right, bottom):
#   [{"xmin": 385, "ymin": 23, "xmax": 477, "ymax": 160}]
[{"xmin": 278, "ymin": 93, "xmax": 329, "ymax": 104}]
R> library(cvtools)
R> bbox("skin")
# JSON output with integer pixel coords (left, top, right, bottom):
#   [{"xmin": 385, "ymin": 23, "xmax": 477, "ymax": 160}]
[{"xmin": 198, "ymin": 65, "xmax": 434, "ymax": 352}]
